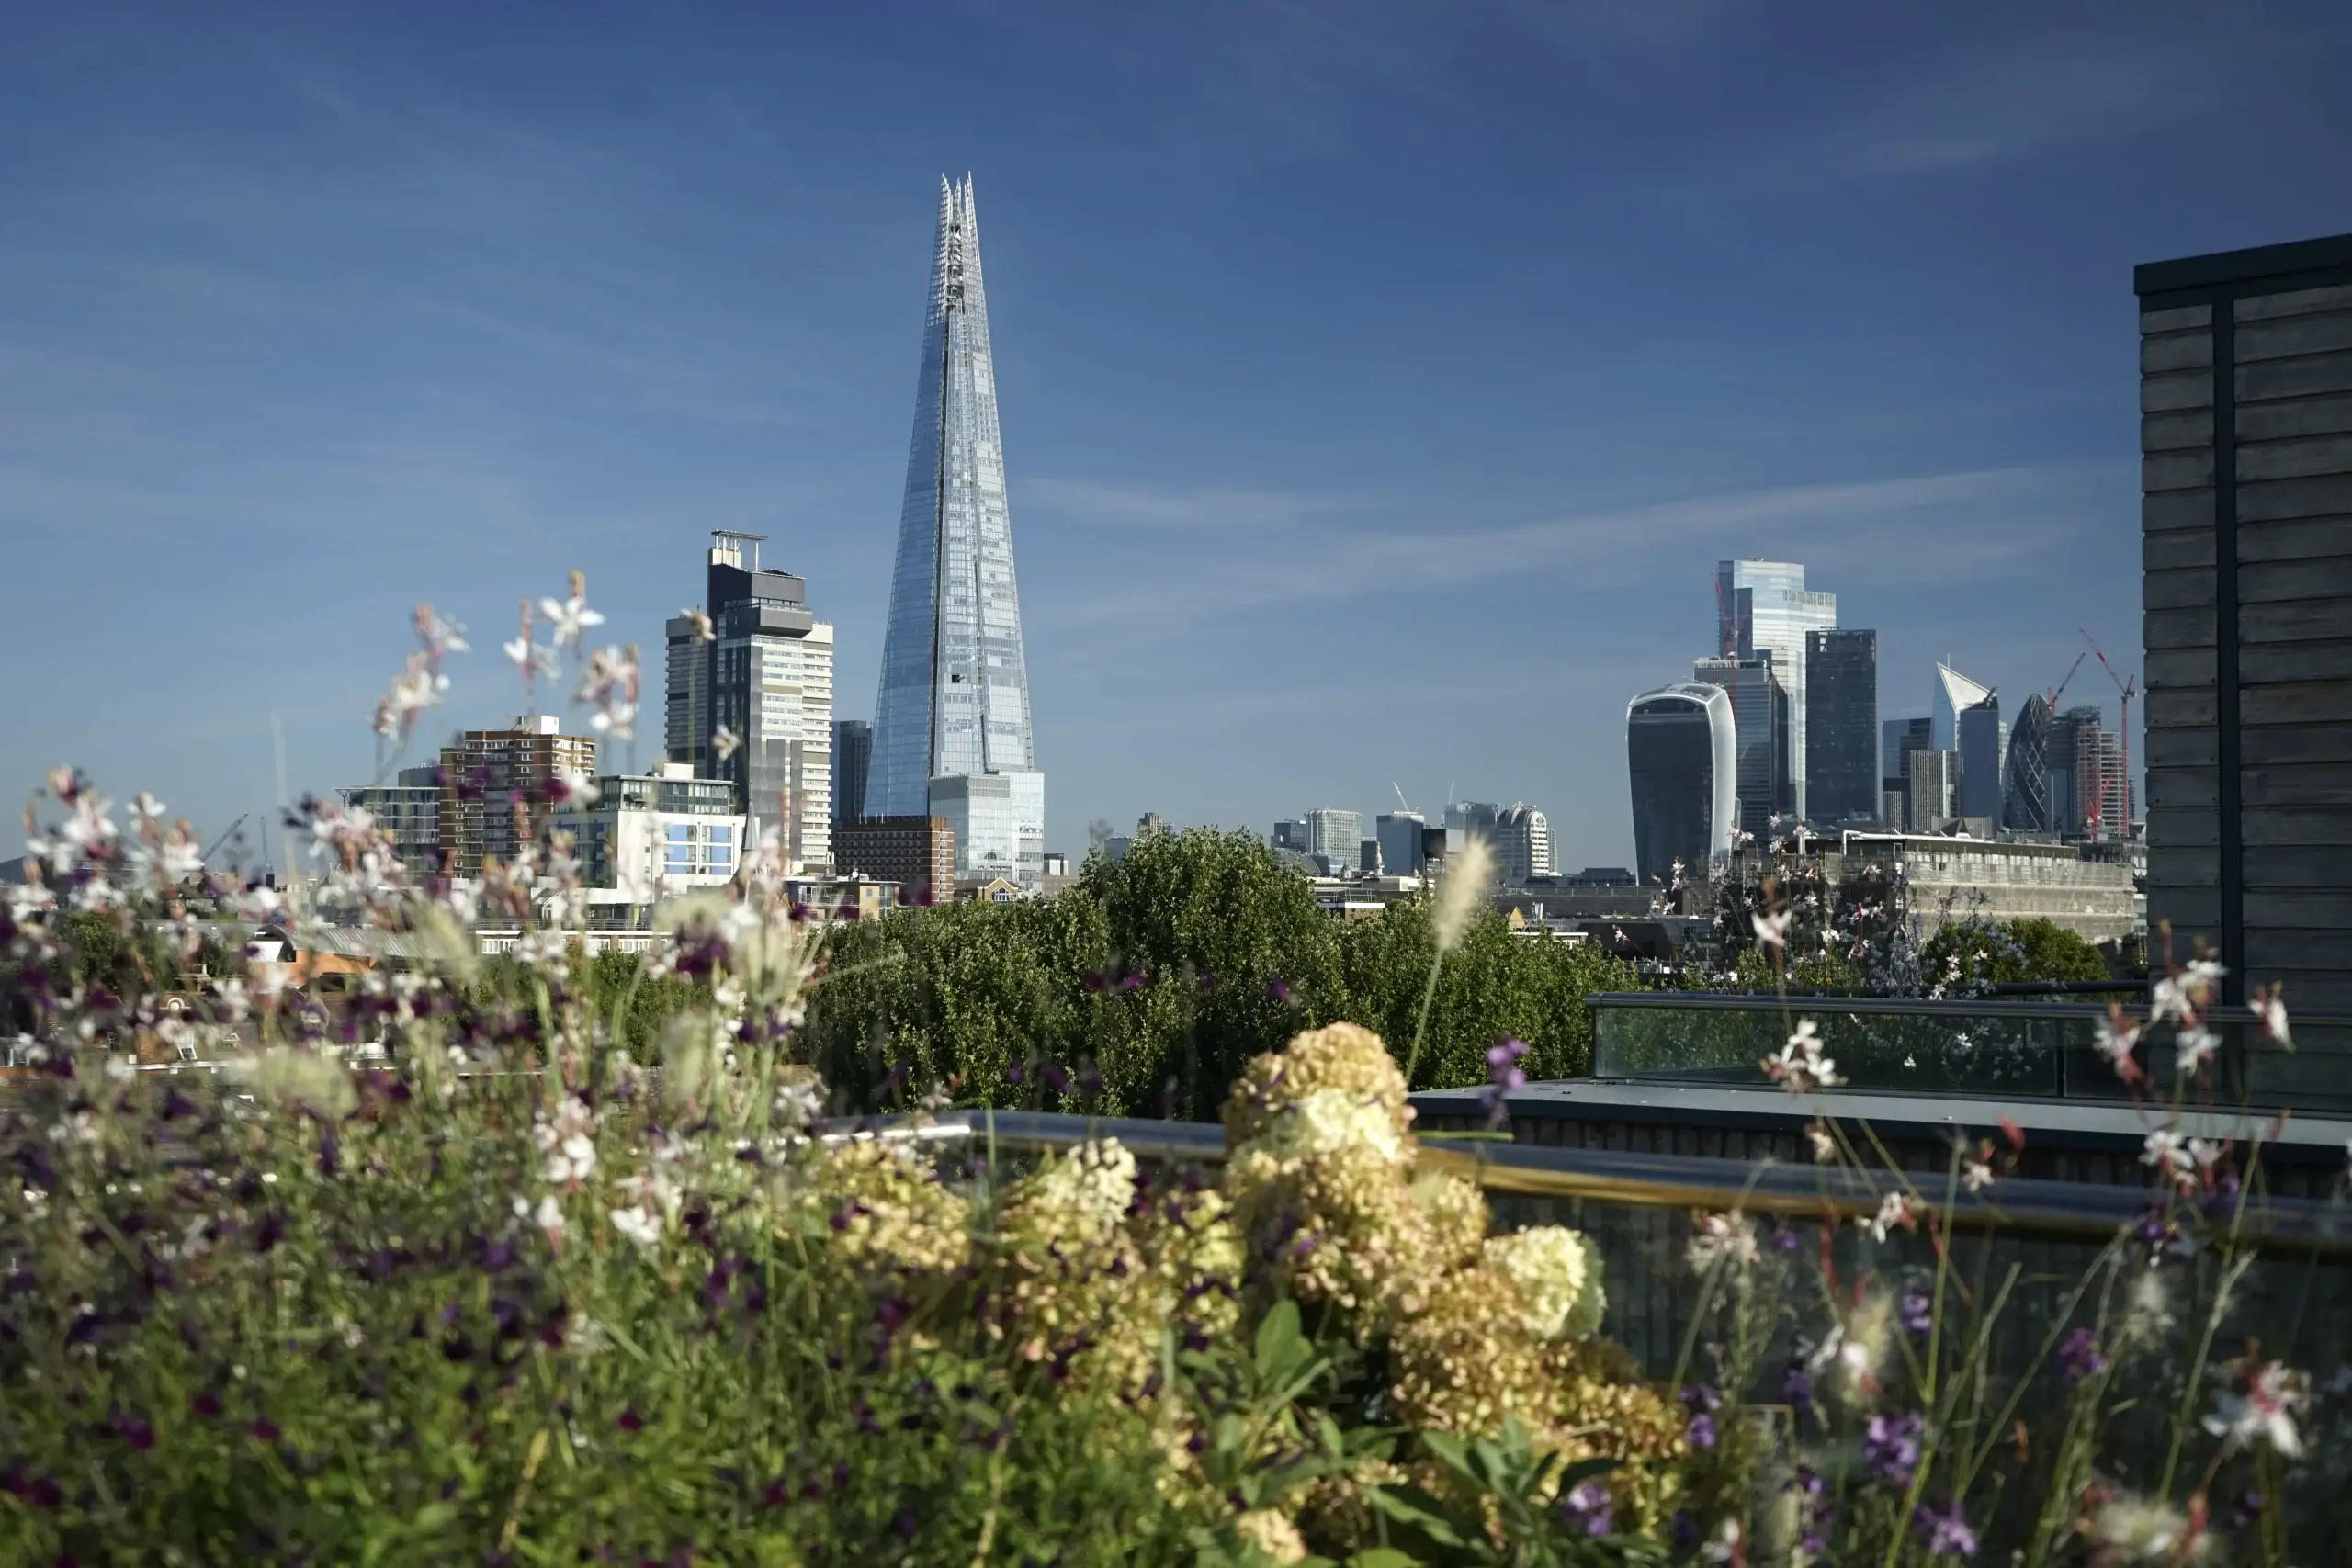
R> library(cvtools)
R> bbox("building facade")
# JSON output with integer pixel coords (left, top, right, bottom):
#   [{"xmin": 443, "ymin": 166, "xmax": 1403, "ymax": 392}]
[
  {"xmin": 831, "ymin": 719, "xmax": 873, "ymax": 834},
  {"xmin": 930, "ymin": 771, "xmax": 1044, "ymax": 883},
  {"xmin": 866, "ymin": 176, "xmax": 1046, "ymax": 881},
  {"xmin": 1716, "ymin": 559, "xmax": 1837, "ymax": 819},
  {"xmin": 1375, "ymin": 811, "xmax": 1427, "ymax": 876},
  {"xmin": 1496, "ymin": 802, "xmax": 1555, "ymax": 885},
  {"xmin": 1692, "ymin": 654, "xmax": 1790, "ymax": 837},
  {"xmin": 1930, "ymin": 663, "xmax": 1994, "ymax": 753},
  {"xmin": 1626, "ymin": 682, "xmax": 1737, "ymax": 886},
  {"xmin": 2002, "ymin": 693, "xmax": 2057, "ymax": 833},
  {"xmin": 1804, "ymin": 627, "xmax": 1879, "ymax": 824},
  {"xmin": 1907, "ymin": 749, "xmax": 1956, "ymax": 832},
  {"xmin": 697, "ymin": 536, "xmax": 834, "ymax": 872},
  {"xmin": 548, "ymin": 763, "xmax": 744, "ymax": 924},
  {"xmin": 1956, "ymin": 695, "xmax": 2006, "ymax": 823},
  {"xmin": 338, "ymin": 766, "xmax": 443, "ymax": 883},
  {"xmin": 1304, "ymin": 807, "xmax": 1363, "ymax": 874},
  {"xmin": 1832, "ymin": 832, "xmax": 2138, "ymax": 945},
  {"xmin": 834, "ymin": 814, "xmax": 956, "ymax": 904},
  {"xmin": 436, "ymin": 716, "xmax": 599, "ymax": 879}
]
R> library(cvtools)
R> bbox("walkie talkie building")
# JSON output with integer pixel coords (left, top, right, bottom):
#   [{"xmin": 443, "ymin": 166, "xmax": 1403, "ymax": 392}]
[{"xmin": 865, "ymin": 175, "xmax": 1045, "ymax": 882}]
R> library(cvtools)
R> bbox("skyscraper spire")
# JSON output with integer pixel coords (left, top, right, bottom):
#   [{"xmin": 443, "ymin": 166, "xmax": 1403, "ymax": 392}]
[{"xmin": 866, "ymin": 176, "xmax": 1044, "ymax": 881}]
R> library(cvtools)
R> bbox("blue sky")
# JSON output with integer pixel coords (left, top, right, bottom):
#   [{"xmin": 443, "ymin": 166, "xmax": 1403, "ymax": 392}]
[{"xmin": 5, "ymin": 1, "xmax": 2348, "ymax": 872}]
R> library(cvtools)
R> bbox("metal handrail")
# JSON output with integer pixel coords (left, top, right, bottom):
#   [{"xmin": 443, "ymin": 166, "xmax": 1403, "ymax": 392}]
[
  {"xmin": 1588, "ymin": 991, "xmax": 2329, "ymax": 1027},
  {"xmin": 862, "ymin": 1110, "xmax": 2352, "ymax": 1257}
]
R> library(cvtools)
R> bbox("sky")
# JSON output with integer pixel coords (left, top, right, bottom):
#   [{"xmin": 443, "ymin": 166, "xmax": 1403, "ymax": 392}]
[{"xmin": 5, "ymin": 1, "xmax": 2350, "ymax": 873}]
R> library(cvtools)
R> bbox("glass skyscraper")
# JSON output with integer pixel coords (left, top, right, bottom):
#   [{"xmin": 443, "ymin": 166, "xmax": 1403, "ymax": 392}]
[
  {"xmin": 1804, "ymin": 627, "xmax": 1879, "ymax": 824},
  {"xmin": 1626, "ymin": 682, "xmax": 1737, "ymax": 886},
  {"xmin": 867, "ymin": 175, "xmax": 1043, "ymax": 878},
  {"xmin": 1715, "ymin": 560, "xmax": 1837, "ymax": 821},
  {"xmin": 1693, "ymin": 654, "xmax": 1791, "ymax": 838}
]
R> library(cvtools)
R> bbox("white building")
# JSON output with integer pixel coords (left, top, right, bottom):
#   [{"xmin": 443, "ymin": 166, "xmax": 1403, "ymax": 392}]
[
  {"xmin": 930, "ymin": 770, "xmax": 1045, "ymax": 885},
  {"xmin": 1497, "ymin": 803, "xmax": 1554, "ymax": 885},
  {"xmin": 1715, "ymin": 560, "xmax": 1837, "ymax": 821},
  {"xmin": 548, "ymin": 763, "xmax": 745, "ymax": 926},
  {"xmin": 1304, "ymin": 807, "xmax": 1362, "ymax": 874}
]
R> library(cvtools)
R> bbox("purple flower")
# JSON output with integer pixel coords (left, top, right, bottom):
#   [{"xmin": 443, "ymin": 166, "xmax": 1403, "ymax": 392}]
[
  {"xmin": 1771, "ymin": 1220, "xmax": 1801, "ymax": 1254},
  {"xmin": 2056, "ymin": 1326, "xmax": 2106, "ymax": 1385},
  {"xmin": 1900, "ymin": 1290, "xmax": 1933, "ymax": 1336},
  {"xmin": 2229, "ymin": 1490, "xmax": 2263, "ymax": 1529},
  {"xmin": 1005, "ymin": 1060, "xmax": 1023, "ymax": 1085},
  {"xmin": 1557, "ymin": 1479, "xmax": 1612, "ymax": 1536},
  {"xmin": 1781, "ymin": 1360, "xmax": 1815, "ymax": 1421},
  {"xmin": 1267, "ymin": 977, "xmax": 1293, "ymax": 1003},
  {"xmin": 1863, "ymin": 1412, "xmax": 1924, "ymax": 1486},
  {"xmin": 1915, "ymin": 1497, "xmax": 1977, "ymax": 1558},
  {"xmin": 113, "ymin": 1415, "xmax": 154, "ymax": 1451},
  {"xmin": 1481, "ymin": 1037, "xmax": 1530, "ymax": 1128},
  {"xmin": 617, "ymin": 1409, "xmax": 644, "ymax": 1432},
  {"xmin": 249, "ymin": 1416, "xmax": 280, "ymax": 1444}
]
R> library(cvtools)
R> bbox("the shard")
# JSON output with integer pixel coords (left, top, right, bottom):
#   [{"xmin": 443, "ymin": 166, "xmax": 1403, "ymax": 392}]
[{"xmin": 865, "ymin": 176, "xmax": 1045, "ymax": 882}]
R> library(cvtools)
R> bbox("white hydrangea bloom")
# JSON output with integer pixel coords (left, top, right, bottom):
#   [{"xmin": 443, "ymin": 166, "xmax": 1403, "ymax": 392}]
[
  {"xmin": 1246, "ymin": 1089, "xmax": 1407, "ymax": 1165},
  {"xmin": 1028, "ymin": 1138, "xmax": 1138, "ymax": 1224},
  {"xmin": 1483, "ymin": 1225, "xmax": 1605, "ymax": 1341}
]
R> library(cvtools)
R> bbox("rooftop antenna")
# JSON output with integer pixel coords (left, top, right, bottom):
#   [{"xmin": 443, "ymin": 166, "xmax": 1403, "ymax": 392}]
[{"xmin": 711, "ymin": 528, "xmax": 769, "ymax": 574}]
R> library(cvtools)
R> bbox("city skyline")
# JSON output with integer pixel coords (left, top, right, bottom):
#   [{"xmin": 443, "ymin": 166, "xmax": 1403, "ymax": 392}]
[{"xmin": 6, "ymin": 6, "xmax": 2346, "ymax": 870}]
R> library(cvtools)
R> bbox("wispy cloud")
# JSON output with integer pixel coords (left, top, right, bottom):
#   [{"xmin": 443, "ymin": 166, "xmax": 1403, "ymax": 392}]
[
  {"xmin": 1023, "ymin": 477, "xmax": 1365, "ymax": 530},
  {"xmin": 1033, "ymin": 463, "xmax": 2109, "ymax": 634}
]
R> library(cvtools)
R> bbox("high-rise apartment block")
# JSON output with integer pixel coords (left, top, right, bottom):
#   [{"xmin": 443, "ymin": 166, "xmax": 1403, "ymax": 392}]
[
  {"xmin": 1626, "ymin": 682, "xmax": 1737, "ymax": 886},
  {"xmin": 548, "ymin": 763, "xmax": 744, "ymax": 924},
  {"xmin": 436, "ymin": 716, "xmax": 598, "ymax": 879},
  {"xmin": 1496, "ymin": 803, "xmax": 1554, "ymax": 885},
  {"xmin": 1692, "ymin": 654, "xmax": 1790, "ymax": 837},
  {"xmin": 1716, "ymin": 560, "xmax": 1836, "ymax": 819},
  {"xmin": 1804, "ymin": 628, "xmax": 1879, "ymax": 823},
  {"xmin": 867, "ymin": 176, "xmax": 1045, "ymax": 882},
  {"xmin": 338, "ymin": 765, "xmax": 444, "ymax": 883}
]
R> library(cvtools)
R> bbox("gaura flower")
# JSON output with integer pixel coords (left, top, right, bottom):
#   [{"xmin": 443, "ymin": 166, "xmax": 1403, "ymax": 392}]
[{"xmin": 2203, "ymin": 1359, "xmax": 2310, "ymax": 1459}]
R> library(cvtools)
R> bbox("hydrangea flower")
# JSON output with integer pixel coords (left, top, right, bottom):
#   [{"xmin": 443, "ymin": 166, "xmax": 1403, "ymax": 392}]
[{"xmin": 1482, "ymin": 1225, "xmax": 1605, "ymax": 1342}]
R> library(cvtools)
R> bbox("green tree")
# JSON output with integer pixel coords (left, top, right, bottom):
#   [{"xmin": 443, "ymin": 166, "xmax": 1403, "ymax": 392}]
[{"xmin": 1919, "ymin": 916, "xmax": 2112, "ymax": 990}]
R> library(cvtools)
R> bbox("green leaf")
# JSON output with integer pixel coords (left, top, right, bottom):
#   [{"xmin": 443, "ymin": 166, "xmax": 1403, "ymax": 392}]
[
  {"xmin": 1368, "ymin": 1484, "xmax": 1472, "ymax": 1550},
  {"xmin": 1255, "ymin": 1299, "xmax": 1306, "ymax": 1384},
  {"xmin": 1417, "ymin": 1429, "xmax": 1474, "ymax": 1482},
  {"xmin": 1348, "ymin": 1551, "xmax": 1421, "ymax": 1568}
]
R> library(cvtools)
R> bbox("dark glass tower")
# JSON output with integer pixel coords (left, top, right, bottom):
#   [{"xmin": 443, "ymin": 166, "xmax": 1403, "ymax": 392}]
[
  {"xmin": 1804, "ymin": 627, "xmax": 1878, "ymax": 824},
  {"xmin": 1627, "ymin": 682, "xmax": 1738, "ymax": 886}
]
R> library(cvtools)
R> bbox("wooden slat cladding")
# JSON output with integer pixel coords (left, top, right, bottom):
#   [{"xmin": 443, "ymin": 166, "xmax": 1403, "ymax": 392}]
[{"xmin": 2141, "ymin": 239, "xmax": 2352, "ymax": 1024}]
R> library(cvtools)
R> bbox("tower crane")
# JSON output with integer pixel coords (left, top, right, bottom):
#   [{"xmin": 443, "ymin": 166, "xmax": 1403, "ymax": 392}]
[
  {"xmin": 2046, "ymin": 651, "xmax": 2086, "ymax": 715},
  {"xmin": 199, "ymin": 814, "xmax": 250, "ymax": 865},
  {"xmin": 2079, "ymin": 630, "xmax": 2137, "ymax": 840}
]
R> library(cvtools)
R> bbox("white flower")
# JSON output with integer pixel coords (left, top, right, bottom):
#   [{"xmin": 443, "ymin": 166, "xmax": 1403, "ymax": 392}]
[
  {"xmin": 1750, "ymin": 908, "xmax": 1791, "ymax": 951},
  {"xmin": 1026, "ymin": 1139, "xmax": 1139, "ymax": 1224},
  {"xmin": 2088, "ymin": 1495, "xmax": 2212, "ymax": 1563},
  {"xmin": 2095, "ymin": 1010, "xmax": 2142, "ymax": 1076},
  {"xmin": 539, "ymin": 583, "xmax": 606, "ymax": 648},
  {"xmin": 503, "ymin": 635, "xmax": 558, "ymax": 680},
  {"xmin": 1484, "ymin": 1225, "xmax": 1605, "ymax": 1341},
  {"xmin": 515, "ymin": 1193, "xmax": 566, "ymax": 1243},
  {"xmin": 1245, "ymin": 1089, "xmax": 1405, "ymax": 1164},
  {"xmin": 542, "ymin": 1134, "xmax": 597, "ymax": 1187},
  {"xmin": 1430, "ymin": 836, "xmax": 1494, "ymax": 953},
  {"xmin": 1686, "ymin": 1212, "xmax": 1761, "ymax": 1274},
  {"xmin": 130, "ymin": 791, "xmax": 167, "ymax": 825},
  {"xmin": 711, "ymin": 725, "xmax": 741, "ymax": 762},
  {"xmin": 589, "ymin": 701, "xmax": 637, "ymax": 740},
  {"xmin": 610, "ymin": 1204, "xmax": 663, "ymax": 1247},
  {"xmin": 551, "ymin": 769, "xmax": 600, "ymax": 807},
  {"xmin": 1700, "ymin": 1517, "xmax": 1744, "ymax": 1565},
  {"xmin": 2142, "ymin": 1129, "xmax": 2195, "ymax": 1191},
  {"xmin": 2174, "ymin": 1025, "xmax": 2220, "ymax": 1077},
  {"xmin": 2203, "ymin": 1360, "xmax": 2310, "ymax": 1459},
  {"xmin": 1961, "ymin": 1157, "xmax": 1996, "ymax": 1193},
  {"xmin": 1763, "ymin": 1019, "xmax": 1840, "ymax": 1093},
  {"xmin": 1806, "ymin": 1122, "xmax": 1836, "ymax": 1162},
  {"xmin": 681, "ymin": 606, "xmax": 715, "ymax": 642},
  {"xmin": 374, "ymin": 653, "xmax": 450, "ymax": 739},
  {"xmin": 1859, "ymin": 1190, "xmax": 1912, "ymax": 1244},
  {"xmin": 2254, "ymin": 984, "xmax": 2290, "ymax": 1048},
  {"xmin": 414, "ymin": 604, "xmax": 469, "ymax": 657}
]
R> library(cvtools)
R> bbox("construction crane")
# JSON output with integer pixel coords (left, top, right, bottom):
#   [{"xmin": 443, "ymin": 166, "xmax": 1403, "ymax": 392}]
[
  {"xmin": 2080, "ymin": 630, "xmax": 2137, "ymax": 840},
  {"xmin": 199, "ymin": 814, "xmax": 250, "ymax": 865},
  {"xmin": 2046, "ymin": 650, "xmax": 2086, "ymax": 715}
]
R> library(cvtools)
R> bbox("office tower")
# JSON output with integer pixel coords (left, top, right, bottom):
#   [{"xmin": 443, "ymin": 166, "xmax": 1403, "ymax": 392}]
[
  {"xmin": 1692, "ymin": 654, "xmax": 1791, "ymax": 837},
  {"xmin": 1359, "ymin": 839, "xmax": 1381, "ymax": 874},
  {"xmin": 1804, "ymin": 628, "xmax": 1878, "ymax": 823},
  {"xmin": 2002, "ymin": 694, "xmax": 2055, "ymax": 833},
  {"xmin": 1956, "ymin": 695, "xmax": 2005, "ymax": 823},
  {"xmin": 1930, "ymin": 663, "xmax": 1994, "ymax": 751},
  {"xmin": 836, "ymin": 815, "xmax": 956, "ymax": 904},
  {"xmin": 1444, "ymin": 801, "xmax": 1501, "ymax": 839},
  {"xmin": 831, "ymin": 720, "xmax": 873, "ymax": 834},
  {"xmin": 1716, "ymin": 560, "xmax": 1837, "ymax": 818},
  {"xmin": 338, "ymin": 766, "xmax": 443, "ymax": 883},
  {"xmin": 437, "ymin": 716, "xmax": 598, "ymax": 879},
  {"xmin": 867, "ymin": 176, "xmax": 1045, "ymax": 882},
  {"xmin": 1304, "ymin": 807, "xmax": 1362, "ymax": 873},
  {"xmin": 1376, "ymin": 811, "xmax": 1427, "ymax": 876},
  {"xmin": 695, "ymin": 533, "xmax": 834, "ymax": 871},
  {"xmin": 1908, "ymin": 750, "xmax": 1956, "ymax": 831},
  {"xmin": 1626, "ymin": 682, "xmax": 1737, "ymax": 886},
  {"xmin": 1882, "ymin": 716, "xmax": 1932, "ymax": 825},
  {"xmin": 2052, "ymin": 705, "xmax": 2127, "ymax": 842},
  {"xmin": 1272, "ymin": 819, "xmax": 1309, "ymax": 853},
  {"xmin": 1496, "ymin": 803, "xmax": 1555, "ymax": 885},
  {"xmin": 662, "ymin": 612, "xmax": 712, "ymax": 777}
]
